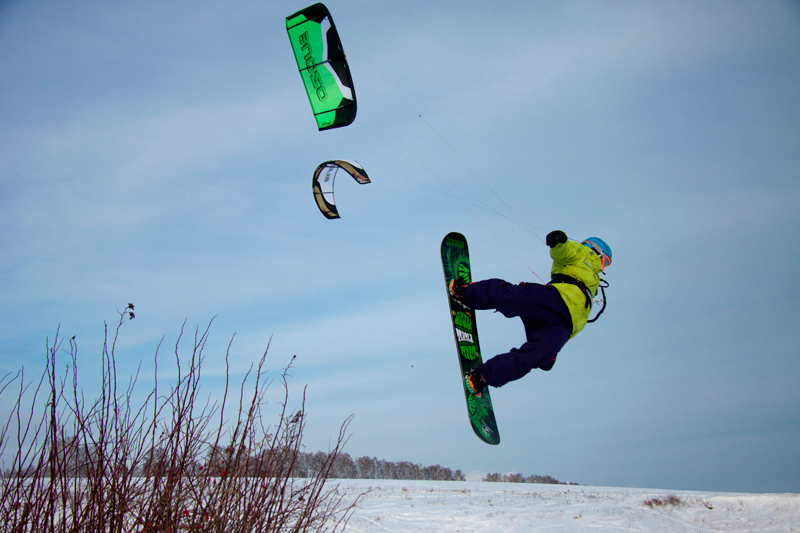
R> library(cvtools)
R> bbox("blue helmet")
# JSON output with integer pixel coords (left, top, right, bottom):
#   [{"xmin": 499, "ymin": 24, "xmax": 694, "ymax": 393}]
[{"xmin": 582, "ymin": 237, "xmax": 612, "ymax": 266}]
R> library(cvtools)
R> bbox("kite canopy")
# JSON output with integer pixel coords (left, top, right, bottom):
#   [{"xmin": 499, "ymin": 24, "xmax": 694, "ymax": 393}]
[
  {"xmin": 312, "ymin": 161, "xmax": 370, "ymax": 219},
  {"xmin": 286, "ymin": 3, "xmax": 357, "ymax": 130}
]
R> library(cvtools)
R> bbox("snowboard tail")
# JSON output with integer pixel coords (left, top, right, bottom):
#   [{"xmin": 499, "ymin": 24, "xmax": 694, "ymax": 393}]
[{"xmin": 441, "ymin": 232, "xmax": 500, "ymax": 445}]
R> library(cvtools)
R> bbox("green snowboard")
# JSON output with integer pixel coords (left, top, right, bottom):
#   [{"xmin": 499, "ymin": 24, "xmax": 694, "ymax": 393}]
[{"xmin": 440, "ymin": 232, "xmax": 500, "ymax": 445}]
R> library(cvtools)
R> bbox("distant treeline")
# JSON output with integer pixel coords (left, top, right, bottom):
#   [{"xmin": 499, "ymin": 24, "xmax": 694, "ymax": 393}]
[
  {"xmin": 29, "ymin": 437, "xmax": 569, "ymax": 485},
  {"xmin": 293, "ymin": 452, "xmax": 578, "ymax": 485},
  {"xmin": 483, "ymin": 472, "xmax": 578, "ymax": 485},
  {"xmin": 292, "ymin": 452, "xmax": 466, "ymax": 481}
]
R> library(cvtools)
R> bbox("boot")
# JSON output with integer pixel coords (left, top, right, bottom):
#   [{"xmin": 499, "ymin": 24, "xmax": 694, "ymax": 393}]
[
  {"xmin": 449, "ymin": 278, "xmax": 470, "ymax": 300},
  {"xmin": 464, "ymin": 370, "xmax": 486, "ymax": 397}
]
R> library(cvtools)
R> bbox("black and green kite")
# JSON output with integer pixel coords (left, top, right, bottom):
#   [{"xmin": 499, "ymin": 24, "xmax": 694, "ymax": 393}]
[{"xmin": 286, "ymin": 3, "xmax": 357, "ymax": 130}]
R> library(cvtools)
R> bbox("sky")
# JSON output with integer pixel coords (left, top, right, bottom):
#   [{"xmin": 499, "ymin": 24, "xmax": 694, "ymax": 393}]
[{"xmin": 1, "ymin": 0, "xmax": 799, "ymax": 494}]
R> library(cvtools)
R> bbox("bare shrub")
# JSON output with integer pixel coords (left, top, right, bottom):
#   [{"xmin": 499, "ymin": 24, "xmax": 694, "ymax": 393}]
[
  {"xmin": 644, "ymin": 495, "xmax": 683, "ymax": 508},
  {"xmin": 0, "ymin": 304, "xmax": 363, "ymax": 532}
]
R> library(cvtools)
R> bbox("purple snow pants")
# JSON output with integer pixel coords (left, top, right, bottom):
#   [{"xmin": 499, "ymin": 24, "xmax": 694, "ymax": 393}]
[{"xmin": 461, "ymin": 279, "xmax": 573, "ymax": 388}]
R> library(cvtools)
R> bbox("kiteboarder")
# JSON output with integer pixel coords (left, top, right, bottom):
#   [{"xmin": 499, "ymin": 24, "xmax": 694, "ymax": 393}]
[{"xmin": 449, "ymin": 230, "xmax": 611, "ymax": 396}]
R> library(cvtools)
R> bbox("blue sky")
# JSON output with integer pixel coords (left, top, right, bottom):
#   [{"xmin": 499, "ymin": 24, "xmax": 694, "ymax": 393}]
[{"xmin": 1, "ymin": 1, "xmax": 799, "ymax": 493}]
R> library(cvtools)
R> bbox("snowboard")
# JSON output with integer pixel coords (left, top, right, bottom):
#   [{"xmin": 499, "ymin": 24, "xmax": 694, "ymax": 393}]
[{"xmin": 440, "ymin": 232, "xmax": 500, "ymax": 445}]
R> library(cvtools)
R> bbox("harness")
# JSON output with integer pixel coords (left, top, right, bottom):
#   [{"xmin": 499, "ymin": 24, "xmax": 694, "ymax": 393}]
[{"xmin": 549, "ymin": 274, "xmax": 609, "ymax": 323}]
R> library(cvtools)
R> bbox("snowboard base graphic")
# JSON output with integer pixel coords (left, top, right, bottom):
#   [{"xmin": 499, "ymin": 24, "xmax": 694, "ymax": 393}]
[{"xmin": 440, "ymin": 232, "xmax": 500, "ymax": 445}]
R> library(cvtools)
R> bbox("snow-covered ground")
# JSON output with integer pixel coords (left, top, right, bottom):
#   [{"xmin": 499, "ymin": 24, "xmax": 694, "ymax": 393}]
[{"xmin": 336, "ymin": 480, "xmax": 799, "ymax": 532}]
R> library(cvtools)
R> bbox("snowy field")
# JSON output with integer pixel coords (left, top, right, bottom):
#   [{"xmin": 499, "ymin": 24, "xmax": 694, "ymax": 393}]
[{"xmin": 336, "ymin": 480, "xmax": 800, "ymax": 532}]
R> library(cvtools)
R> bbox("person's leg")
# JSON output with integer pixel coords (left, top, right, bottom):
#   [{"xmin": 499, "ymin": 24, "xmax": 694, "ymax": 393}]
[
  {"xmin": 463, "ymin": 279, "xmax": 570, "ymax": 326},
  {"xmin": 476, "ymin": 323, "xmax": 571, "ymax": 387}
]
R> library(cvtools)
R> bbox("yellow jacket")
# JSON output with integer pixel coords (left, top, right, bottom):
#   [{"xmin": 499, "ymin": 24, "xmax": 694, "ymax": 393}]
[{"xmin": 549, "ymin": 239, "xmax": 603, "ymax": 337}]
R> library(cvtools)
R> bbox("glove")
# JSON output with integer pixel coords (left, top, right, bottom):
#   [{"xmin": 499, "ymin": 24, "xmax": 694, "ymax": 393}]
[{"xmin": 546, "ymin": 230, "xmax": 568, "ymax": 248}]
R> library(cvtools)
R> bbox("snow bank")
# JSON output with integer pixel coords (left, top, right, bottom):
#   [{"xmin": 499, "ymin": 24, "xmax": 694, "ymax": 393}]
[{"xmin": 335, "ymin": 479, "xmax": 799, "ymax": 532}]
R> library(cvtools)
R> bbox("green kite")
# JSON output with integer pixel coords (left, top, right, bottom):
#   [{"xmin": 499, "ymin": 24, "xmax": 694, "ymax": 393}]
[{"xmin": 286, "ymin": 3, "xmax": 357, "ymax": 130}]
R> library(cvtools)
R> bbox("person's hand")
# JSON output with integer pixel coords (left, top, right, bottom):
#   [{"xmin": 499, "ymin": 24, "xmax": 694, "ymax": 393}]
[{"xmin": 546, "ymin": 230, "xmax": 567, "ymax": 248}]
